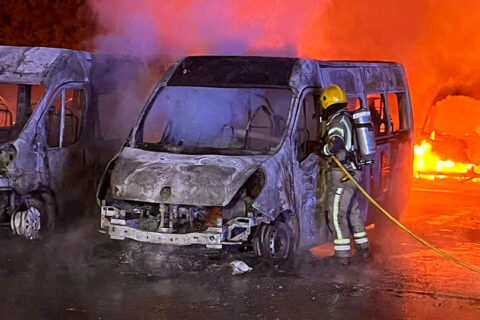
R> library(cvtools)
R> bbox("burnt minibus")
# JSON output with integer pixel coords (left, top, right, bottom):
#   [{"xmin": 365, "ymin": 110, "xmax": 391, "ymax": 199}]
[
  {"xmin": 98, "ymin": 56, "xmax": 414, "ymax": 259},
  {"xmin": 0, "ymin": 46, "xmax": 144, "ymax": 239}
]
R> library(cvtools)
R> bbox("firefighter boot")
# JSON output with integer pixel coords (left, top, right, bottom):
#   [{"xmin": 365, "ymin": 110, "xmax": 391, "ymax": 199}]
[
  {"xmin": 355, "ymin": 247, "xmax": 370, "ymax": 263},
  {"xmin": 323, "ymin": 255, "xmax": 350, "ymax": 266}
]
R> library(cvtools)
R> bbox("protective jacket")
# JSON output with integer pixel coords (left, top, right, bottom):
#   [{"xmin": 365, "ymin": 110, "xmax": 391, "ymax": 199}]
[{"xmin": 322, "ymin": 111, "xmax": 357, "ymax": 171}]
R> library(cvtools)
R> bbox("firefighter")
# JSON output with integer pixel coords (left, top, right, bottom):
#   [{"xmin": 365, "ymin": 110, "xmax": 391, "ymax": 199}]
[{"xmin": 320, "ymin": 85, "xmax": 370, "ymax": 264}]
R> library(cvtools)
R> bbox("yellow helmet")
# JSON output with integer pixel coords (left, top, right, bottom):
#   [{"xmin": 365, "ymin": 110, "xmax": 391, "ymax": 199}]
[{"xmin": 320, "ymin": 85, "xmax": 347, "ymax": 109}]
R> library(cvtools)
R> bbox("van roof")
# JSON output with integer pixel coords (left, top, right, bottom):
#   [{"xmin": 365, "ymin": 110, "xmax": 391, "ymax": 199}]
[
  {"xmin": 0, "ymin": 46, "xmax": 92, "ymax": 85},
  {"xmin": 165, "ymin": 56, "xmax": 407, "ymax": 95}
]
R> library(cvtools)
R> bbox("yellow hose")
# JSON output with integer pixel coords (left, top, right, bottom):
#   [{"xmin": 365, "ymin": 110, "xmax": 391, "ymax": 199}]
[{"xmin": 331, "ymin": 155, "xmax": 480, "ymax": 274}]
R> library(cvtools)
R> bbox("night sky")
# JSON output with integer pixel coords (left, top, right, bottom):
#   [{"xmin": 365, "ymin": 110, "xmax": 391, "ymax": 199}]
[{"xmin": 0, "ymin": 0, "xmax": 95, "ymax": 50}]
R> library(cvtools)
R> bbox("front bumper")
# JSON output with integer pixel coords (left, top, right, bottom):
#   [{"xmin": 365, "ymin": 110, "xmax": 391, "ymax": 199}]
[
  {"xmin": 108, "ymin": 223, "xmax": 222, "ymax": 248},
  {"xmin": 101, "ymin": 205, "xmax": 252, "ymax": 249}
]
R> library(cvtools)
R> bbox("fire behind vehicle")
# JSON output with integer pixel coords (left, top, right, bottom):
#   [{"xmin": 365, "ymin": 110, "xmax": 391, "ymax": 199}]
[
  {"xmin": 98, "ymin": 56, "xmax": 414, "ymax": 260},
  {"xmin": 0, "ymin": 46, "xmax": 143, "ymax": 239}
]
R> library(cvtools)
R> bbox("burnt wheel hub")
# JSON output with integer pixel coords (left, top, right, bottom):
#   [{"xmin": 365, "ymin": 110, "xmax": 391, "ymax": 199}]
[{"xmin": 11, "ymin": 207, "xmax": 41, "ymax": 240}]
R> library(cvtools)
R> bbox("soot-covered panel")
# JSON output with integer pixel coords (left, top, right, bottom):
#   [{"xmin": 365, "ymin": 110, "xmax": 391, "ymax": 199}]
[{"xmin": 167, "ymin": 56, "xmax": 298, "ymax": 88}]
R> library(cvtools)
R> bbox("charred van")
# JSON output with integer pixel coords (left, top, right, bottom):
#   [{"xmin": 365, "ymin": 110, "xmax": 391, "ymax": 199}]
[
  {"xmin": 0, "ymin": 46, "xmax": 145, "ymax": 239},
  {"xmin": 98, "ymin": 56, "xmax": 414, "ymax": 259}
]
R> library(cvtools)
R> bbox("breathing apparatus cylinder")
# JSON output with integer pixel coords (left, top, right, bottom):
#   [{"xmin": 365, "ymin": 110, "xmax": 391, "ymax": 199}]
[{"xmin": 352, "ymin": 109, "xmax": 376, "ymax": 164}]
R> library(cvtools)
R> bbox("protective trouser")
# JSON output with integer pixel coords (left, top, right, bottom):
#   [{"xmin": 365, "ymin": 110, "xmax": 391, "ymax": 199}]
[{"xmin": 327, "ymin": 169, "xmax": 369, "ymax": 257}]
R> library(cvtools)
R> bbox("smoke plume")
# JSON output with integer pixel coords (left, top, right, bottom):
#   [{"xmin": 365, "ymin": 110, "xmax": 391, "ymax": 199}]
[{"xmin": 89, "ymin": 0, "xmax": 480, "ymax": 136}]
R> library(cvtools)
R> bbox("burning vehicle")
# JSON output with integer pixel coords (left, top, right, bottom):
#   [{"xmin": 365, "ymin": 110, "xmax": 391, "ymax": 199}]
[
  {"xmin": 0, "ymin": 46, "xmax": 144, "ymax": 239},
  {"xmin": 414, "ymin": 91, "xmax": 480, "ymax": 182},
  {"xmin": 98, "ymin": 56, "xmax": 414, "ymax": 259}
]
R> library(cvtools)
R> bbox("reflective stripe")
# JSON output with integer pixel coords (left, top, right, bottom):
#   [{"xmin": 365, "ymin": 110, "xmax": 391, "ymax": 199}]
[
  {"xmin": 333, "ymin": 188, "xmax": 343, "ymax": 239},
  {"xmin": 323, "ymin": 144, "xmax": 331, "ymax": 155},
  {"xmin": 354, "ymin": 238, "xmax": 369, "ymax": 244},
  {"xmin": 353, "ymin": 231, "xmax": 367, "ymax": 238},
  {"xmin": 328, "ymin": 127, "xmax": 344, "ymax": 139},
  {"xmin": 327, "ymin": 112, "xmax": 343, "ymax": 126},
  {"xmin": 353, "ymin": 110, "xmax": 370, "ymax": 119},
  {"xmin": 334, "ymin": 245, "xmax": 351, "ymax": 251},
  {"xmin": 334, "ymin": 238, "xmax": 350, "ymax": 245},
  {"xmin": 329, "ymin": 133, "xmax": 344, "ymax": 141},
  {"xmin": 340, "ymin": 117, "xmax": 353, "ymax": 151}
]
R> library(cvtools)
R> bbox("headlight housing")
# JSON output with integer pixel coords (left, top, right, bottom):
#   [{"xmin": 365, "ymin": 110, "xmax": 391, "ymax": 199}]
[{"xmin": 0, "ymin": 144, "xmax": 16, "ymax": 174}]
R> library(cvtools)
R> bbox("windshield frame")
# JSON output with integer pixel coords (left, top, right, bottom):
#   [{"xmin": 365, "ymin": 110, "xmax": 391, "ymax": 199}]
[{"xmin": 131, "ymin": 84, "xmax": 297, "ymax": 156}]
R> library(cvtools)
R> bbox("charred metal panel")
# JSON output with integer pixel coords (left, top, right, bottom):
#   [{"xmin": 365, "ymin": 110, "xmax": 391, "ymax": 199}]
[
  {"xmin": 293, "ymin": 153, "xmax": 331, "ymax": 249},
  {"xmin": 363, "ymin": 67, "xmax": 386, "ymax": 93},
  {"xmin": 0, "ymin": 46, "xmax": 91, "ymax": 86},
  {"xmin": 288, "ymin": 59, "xmax": 323, "ymax": 95},
  {"xmin": 391, "ymin": 67, "xmax": 407, "ymax": 91},
  {"xmin": 108, "ymin": 147, "xmax": 269, "ymax": 206},
  {"xmin": 326, "ymin": 68, "xmax": 362, "ymax": 95},
  {"xmin": 0, "ymin": 46, "xmax": 63, "ymax": 84},
  {"xmin": 9, "ymin": 126, "xmax": 47, "ymax": 195},
  {"xmin": 252, "ymin": 137, "xmax": 296, "ymax": 221}
]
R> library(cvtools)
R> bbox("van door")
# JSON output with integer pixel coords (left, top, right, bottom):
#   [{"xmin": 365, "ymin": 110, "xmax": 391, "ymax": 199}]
[
  {"xmin": 366, "ymin": 93, "xmax": 391, "ymax": 201},
  {"xmin": 295, "ymin": 90, "xmax": 331, "ymax": 248},
  {"xmin": 40, "ymin": 83, "xmax": 94, "ymax": 222},
  {"xmin": 384, "ymin": 92, "xmax": 414, "ymax": 214},
  {"xmin": 366, "ymin": 91, "xmax": 413, "ymax": 215}
]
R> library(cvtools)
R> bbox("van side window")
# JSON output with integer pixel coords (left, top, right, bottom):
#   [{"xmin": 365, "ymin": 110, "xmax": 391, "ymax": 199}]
[
  {"xmin": 366, "ymin": 94, "xmax": 388, "ymax": 136},
  {"xmin": 296, "ymin": 93, "xmax": 318, "ymax": 161},
  {"xmin": 387, "ymin": 92, "xmax": 409, "ymax": 132},
  {"xmin": 45, "ymin": 89, "xmax": 85, "ymax": 148}
]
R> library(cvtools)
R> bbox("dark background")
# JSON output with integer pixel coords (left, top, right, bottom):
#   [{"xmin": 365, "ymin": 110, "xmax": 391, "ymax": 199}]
[{"xmin": 0, "ymin": 0, "xmax": 95, "ymax": 50}]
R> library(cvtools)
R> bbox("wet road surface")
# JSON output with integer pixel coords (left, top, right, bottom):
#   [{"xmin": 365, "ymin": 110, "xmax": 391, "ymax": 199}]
[{"xmin": 1, "ymin": 182, "xmax": 479, "ymax": 319}]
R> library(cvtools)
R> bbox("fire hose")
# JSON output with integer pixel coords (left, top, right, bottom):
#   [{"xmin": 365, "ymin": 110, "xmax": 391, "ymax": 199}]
[{"xmin": 331, "ymin": 155, "xmax": 480, "ymax": 274}]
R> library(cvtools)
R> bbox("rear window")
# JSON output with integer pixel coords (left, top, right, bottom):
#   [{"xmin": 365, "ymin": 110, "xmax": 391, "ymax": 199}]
[
  {"xmin": 386, "ymin": 92, "xmax": 410, "ymax": 132},
  {"xmin": 366, "ymin": 93, "xmax": 388, "ymax": 136}
]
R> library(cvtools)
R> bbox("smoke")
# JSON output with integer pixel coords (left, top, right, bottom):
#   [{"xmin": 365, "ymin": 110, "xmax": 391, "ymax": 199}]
[
  {"xmin": 88, "ymin": 0, "xmax": 480, "ymax": 136},
  {"xmin": 87, "ymin": 0, "xmax": 319, "ymax": 146},
  {"xmin": 89, "ymin": 0, "xmax": 319, "ymax": 59}
]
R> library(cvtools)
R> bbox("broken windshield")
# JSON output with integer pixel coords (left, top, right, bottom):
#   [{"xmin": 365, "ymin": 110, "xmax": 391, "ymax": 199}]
[
  {"xmin": 137, "ymin": 86, "xmax": 294, "ymax": 155},
  {"xmin": 0, "ymin": 83, "xmax": 45, "ymax": 144}
]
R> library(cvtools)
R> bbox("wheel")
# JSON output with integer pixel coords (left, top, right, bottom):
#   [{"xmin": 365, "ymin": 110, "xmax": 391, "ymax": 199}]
[
  {"xmin": 10, "ymin": 195, "xmax": 51, "ymax": 240},
  {"xmin": 253, "ymin": 221, "xmax": 294, "ymax": 261},
  {"xmin": 11, "ymin": 206, "xmax": 41, "ymax": 239},
  {"xmin": 253, "ymin": 224, "xmax": 267, "ymax": 257}
]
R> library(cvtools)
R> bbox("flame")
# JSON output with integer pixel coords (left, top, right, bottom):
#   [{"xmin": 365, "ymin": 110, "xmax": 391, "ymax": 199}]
[{"xmin": 414, "ymin": 139, "xmax": 479, "ymax": 182}]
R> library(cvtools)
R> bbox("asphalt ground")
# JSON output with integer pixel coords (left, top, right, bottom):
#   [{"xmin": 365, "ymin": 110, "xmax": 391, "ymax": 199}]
[{"xmin": 1, "ymin": 180, "xmax": 479, "ymax": 320}]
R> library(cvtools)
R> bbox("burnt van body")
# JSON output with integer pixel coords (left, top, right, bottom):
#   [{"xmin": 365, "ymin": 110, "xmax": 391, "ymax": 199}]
[
  {"xmin": 0, "ymin": 46, "xmax": 140, "ymax": 239},
  {"xmin": 98, "ymin": 56, "xmax": 414, "ymax": 259}
]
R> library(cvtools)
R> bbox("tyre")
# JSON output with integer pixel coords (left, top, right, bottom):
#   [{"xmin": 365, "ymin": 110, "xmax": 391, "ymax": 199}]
[
  {"xmin": 253, "ymin": 220, "xmax": 295, "ymax": 261},
  {"xmin": 10, "ymin": 193, "xmax": 54, "ymax": 239}
]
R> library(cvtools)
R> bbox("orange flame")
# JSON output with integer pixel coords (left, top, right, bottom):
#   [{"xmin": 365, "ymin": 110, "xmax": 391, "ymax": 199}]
[{"xmin": 414, "ymin": 138, "xmax": 479, "ymax": 182}]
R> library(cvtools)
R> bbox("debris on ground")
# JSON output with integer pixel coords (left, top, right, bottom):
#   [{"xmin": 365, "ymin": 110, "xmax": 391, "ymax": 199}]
[{"xmin": 230, "ymin": 260, "xmax": 252, "ymax": 275}]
